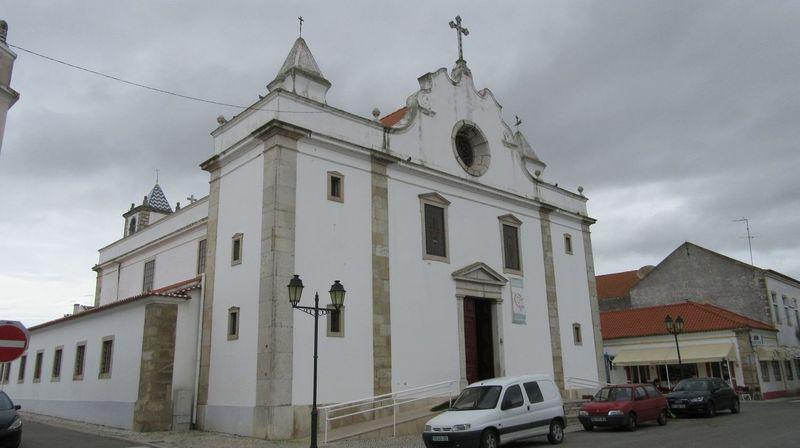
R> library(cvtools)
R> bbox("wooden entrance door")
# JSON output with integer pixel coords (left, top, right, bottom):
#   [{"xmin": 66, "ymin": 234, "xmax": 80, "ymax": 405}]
[{"xmin": 464, "ymin": 298, "xmax": 495, "ymax": 384}]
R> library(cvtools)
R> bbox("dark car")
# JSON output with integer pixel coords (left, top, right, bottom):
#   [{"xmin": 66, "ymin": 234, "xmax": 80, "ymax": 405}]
[
  {"xmin": 666, "ymin": 377, "xmax": 740, "ymax": 417},
  {"xmin": 0, "ymin": 391, "xmax": 21, "ymax": 448},
  {"xmin": 578, "ymin": 384, "xmax": 668, "ymax": 431}
]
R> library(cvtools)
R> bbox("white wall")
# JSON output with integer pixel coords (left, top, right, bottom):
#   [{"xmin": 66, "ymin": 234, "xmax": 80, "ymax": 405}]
[
  {"xmin": 765, "ymin": 275, "xmax": 800, "ymax": 348},
  {"xmin": 1, "ymin": 304, "xmax": 146, "ymax": 429}
]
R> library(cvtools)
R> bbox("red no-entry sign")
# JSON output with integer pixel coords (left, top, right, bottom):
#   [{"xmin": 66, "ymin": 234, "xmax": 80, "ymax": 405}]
[{"xmin": 0, "ymin": 321, "xmax": 29, "ymax": 363}]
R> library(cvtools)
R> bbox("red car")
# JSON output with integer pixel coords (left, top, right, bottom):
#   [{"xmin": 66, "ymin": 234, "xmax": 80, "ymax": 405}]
[{"xmin": 578, "ymin": 384, "xmax": 668, "ymax": 431}]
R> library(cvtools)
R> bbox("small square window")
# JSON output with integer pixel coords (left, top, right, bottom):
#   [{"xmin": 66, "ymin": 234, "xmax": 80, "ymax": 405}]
[
  {"xmin": 564, "ymin": 234, "xmax": 573, "ymax": 255},
  {"xmin": 572, "ymin": 323, "xmax": 582, "ymax": 345},
  {"xmin": 51, "ymin": 346, "xmax": 63, "ymax": 381},
  {"xmin": 74, "ymin": 342, "xmax": 86, "ymax": 381},
  {"xmin": 33, "ymin": 351, "xmax": 43, "ymax": 382},
  {"xmin": 327, "ymin": 171, "xmax": 344, "ymax": 203},
  {"xmin": 228, "ymin": 307, "xmax": 240, "ymax": 340},
  {"xmin": 231, "ymin": 233, "xmax": 243, "ymax": 266},
  {"xmin": 142, "ymin": 259, "xmax": 156, "ymax": 292},
  {"xmin": 99, "ymin": 336, "xmax": 114, "ymax": 379},
  {"xmin": 327, "ymin": 305, "xmax": 345, "ymax": 337}
]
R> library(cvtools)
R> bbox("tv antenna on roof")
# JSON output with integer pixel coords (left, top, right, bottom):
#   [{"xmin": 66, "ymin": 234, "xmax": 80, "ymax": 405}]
[{"xmin": 733, "ymin": 217, "xmax": 756, "ymax": 265}]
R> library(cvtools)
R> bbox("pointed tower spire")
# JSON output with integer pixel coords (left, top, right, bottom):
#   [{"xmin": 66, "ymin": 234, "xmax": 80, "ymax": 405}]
[
  {"xmin": 147, "ymin": 183, "xmax": 173, "ymax": 213},
  {"xmin": 267, "ymin": 37, "xmax": 331, "ymax": 103}
]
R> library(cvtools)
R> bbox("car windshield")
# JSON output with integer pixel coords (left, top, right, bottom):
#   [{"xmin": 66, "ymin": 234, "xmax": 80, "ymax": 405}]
[
  {"xmin": 0, "ymin": 393, "xmax": 13, "ymax": 410},
  {"xmin": 594, "ymin": 387, "xmax": 633, "ymax": 402},
  {"xmin": 451, "ymin": 386, "xmax": 502, "ymax": 410},
  {"xmin": 674, "ymin": 379, "xmax": 711, "ymax": 392}
]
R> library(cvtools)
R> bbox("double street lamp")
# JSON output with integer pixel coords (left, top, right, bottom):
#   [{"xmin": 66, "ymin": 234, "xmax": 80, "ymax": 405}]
[
  {"xmin": 287, "ymin": 274, "xmax": 346, "ymax": 448},
  {"xmin": 664, "ymin": 314, "xmax": 685, "ymax": 380}
]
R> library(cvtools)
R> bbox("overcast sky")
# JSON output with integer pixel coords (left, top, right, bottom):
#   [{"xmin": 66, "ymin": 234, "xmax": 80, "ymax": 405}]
[{"xmin": 1, "ymin": 1, "xmax": 798, "ymax": 326}]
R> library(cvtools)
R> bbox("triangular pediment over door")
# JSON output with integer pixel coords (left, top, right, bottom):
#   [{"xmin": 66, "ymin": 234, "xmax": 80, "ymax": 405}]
[{"xmin": 452, "ymin": 262, "xmax": 508, "ymax": 289}]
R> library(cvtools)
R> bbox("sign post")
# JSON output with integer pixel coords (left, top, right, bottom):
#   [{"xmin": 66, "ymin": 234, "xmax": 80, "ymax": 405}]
[{"xmin": 0, "ymin": 320, "xmax": 29, "ymax": 363}]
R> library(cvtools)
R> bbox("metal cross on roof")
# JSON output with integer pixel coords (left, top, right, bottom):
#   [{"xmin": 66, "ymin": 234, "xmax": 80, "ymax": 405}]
[
  {"xmin": 298, "ymin": 16, "xmax": 304, "ymax": 37},
  {"xmin": 449, "ymin": 15, "xmax": 469, "ymax": 63}
]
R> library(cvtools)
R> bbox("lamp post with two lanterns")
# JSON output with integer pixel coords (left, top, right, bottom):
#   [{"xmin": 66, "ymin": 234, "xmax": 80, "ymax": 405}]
[{"xmin": 287, "ymin": 274, "xmax": 346, "ymax": 448}]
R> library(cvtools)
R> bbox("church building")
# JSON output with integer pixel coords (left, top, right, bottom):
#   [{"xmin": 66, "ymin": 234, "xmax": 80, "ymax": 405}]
[{"xmin": 0, "ymin": 22, "xmax": 604, "ymax": 439}]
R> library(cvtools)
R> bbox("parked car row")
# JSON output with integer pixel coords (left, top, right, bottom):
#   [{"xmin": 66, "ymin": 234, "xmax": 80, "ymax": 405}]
[
  {"xmin": 423, "ymin": 376, "xmax": 740, "ymax": 448},
  {"xmin": 0, "ymin": 391, "xmax": 22, "ymax": 448}
]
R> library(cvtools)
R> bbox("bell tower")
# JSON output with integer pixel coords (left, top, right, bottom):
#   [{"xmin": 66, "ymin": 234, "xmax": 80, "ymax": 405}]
[
  {"xmin": 0, "ymin": 20, "xmax": 20, "ymax": 156},
  {"xmin": 122, "ymin": 183, "xmax": 173, "ymax": 237}
]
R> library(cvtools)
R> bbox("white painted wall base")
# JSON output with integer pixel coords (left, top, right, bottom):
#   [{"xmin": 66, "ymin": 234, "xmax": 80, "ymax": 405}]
[{"xmin": 17, "ymin": 399, "xmax": 135, "ymax": 430}]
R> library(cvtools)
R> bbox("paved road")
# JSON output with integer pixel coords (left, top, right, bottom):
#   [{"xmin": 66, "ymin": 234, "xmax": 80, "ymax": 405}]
[{"xmin": 20, "ymin": 420, "xmax": 152, "ymax": 448}]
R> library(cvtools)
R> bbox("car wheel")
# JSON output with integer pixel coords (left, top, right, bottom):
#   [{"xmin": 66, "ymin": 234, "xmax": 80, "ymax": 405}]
[
  {"xmin": 705, "ymin": 401, "xmax": 716, "ymax": 418},
  {"xmin": 480, "ymin": 429, "xmax": 499, "ymax": 448},
  {"xmin": 626, "ymin": 413, "xmax": 637, "ymax": 431},
  {"xmin": 547, "ymin": 419, "xmax": 564, "ymax": 444},
  {"xmin": 582, "ymin": 423, "xmax": 594, "ymax": 431},
  {"xmin": 657, "ymin": 409, "xmax": 668, "ymax": 426},
  {"xmin": 731, "ymin": 398, "xmax": 740, "ymax": 414}
]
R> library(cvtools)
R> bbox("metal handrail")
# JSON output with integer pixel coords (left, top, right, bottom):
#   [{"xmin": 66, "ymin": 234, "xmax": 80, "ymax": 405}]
[
  {"xmin": 321, "ymin": 379, "xmax": 459, "ymax": 443},
  {"xmin": 565, "ymin": 376, "xmax": 612, "ymax": 389}
]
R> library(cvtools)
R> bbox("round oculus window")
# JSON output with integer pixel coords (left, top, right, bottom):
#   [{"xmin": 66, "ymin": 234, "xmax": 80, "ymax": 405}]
[{"xmin": 452, "ymin": 121, "xmax": 490, "ymax": 176}]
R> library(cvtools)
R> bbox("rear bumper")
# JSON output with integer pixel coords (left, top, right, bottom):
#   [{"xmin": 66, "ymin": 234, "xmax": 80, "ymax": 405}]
[
  {"xmin": 422, "ymin": 430, "xmax": 482, "ymax": 448},
  {"xmin": 668, "ymin": 402, "xmax": 708, "ymax": 414},
  {"xmin": 578, "ymin": 414, "xmax": 627, "ymax": 427}
]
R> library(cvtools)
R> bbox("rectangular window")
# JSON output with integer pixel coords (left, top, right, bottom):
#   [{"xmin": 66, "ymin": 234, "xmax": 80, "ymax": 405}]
[
  {"xmin": 784, "ymin": 296, "xmax": 792, "ymax": 326},
  {"xmin": 1, "ymin": 363, "xmax": 9, "ymax": 384},
  {"xmin": 51, "ymin": 347, "xmax": 63, "ymax": 381},
  {"xmin": 572, "ymin": 323, "xmax": 582, "ymax": 345},
  {"xmin": 499, "ymin": 215, "xmax": 522, "ymax": 274},
  {"xmin": 227, "ymin": 307, "xmax": 240, "ymax": 340},
  {"xmin": 17, "ymin": 355, "xmax": 26, "ymax": 383},
  {"xmin": 772, "ymin": 292, "xmax": 781, "ymax": 325},
  {"xmin": 142, "ymin": 259, "xmax": 156, "ymax": 292},
  {"xmin": 33, "ymin": 351, "xmax": 43, "ymax": 382},
  {"xmin": 564, "ymin": 234, "xmax": 573, "ymax": 255},
  {"xmin": 74, "ymin": 343, "xmax": 86, "ymax": 380},
  {"xmin": 786, "ymin": 361, "xmax": 794, "ymax": 381},
  {"xmin": 99, "ymin": 337, "xmax": 114, "ymax": 379},
  {"xmin": 424, "ymin": 204, "xmax": 447, "ymax": 258},
  {"xmin": 327, "ymin": 171, "xmax": 344, "ymax": 203},
  {"xmin": 327, "ymin": 305, "xmax": 345, "ymax": 337},
  {"xmin": 231, "ymin": 233, "xmax": 243, "ymax": 266},
  {"xmin": 523, "ymin": 381, "xmax": 544, "ymax": 403},
  {"xmin": 760, "ymin": 361, "xmax": 770, "ymax": 382},
  {"xmin": 772, "ymin": 361, "xmax": 783, "ymax": 381},
  {"xmin": 197, "ymin": 239, "xmax": 207, "ymax": 275}
]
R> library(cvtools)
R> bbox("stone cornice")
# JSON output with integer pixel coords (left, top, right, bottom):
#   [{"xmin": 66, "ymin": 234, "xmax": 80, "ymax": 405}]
[
  {"xmin": 201, "ymin": 119, "xmax": 312, "ymax": 172},
  {"xmin": 97, "ymin": 215, "xmax": 208, "ymax": 267}
]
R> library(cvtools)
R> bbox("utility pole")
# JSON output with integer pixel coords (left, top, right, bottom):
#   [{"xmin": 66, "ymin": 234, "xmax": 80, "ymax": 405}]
[{"xmin": 733, "ymin": 217, "xmax": 755, "ymax": 265}]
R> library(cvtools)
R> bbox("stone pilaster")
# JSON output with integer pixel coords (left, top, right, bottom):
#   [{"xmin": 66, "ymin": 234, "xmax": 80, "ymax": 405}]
[
  {"xmin": 371, "ymin": 156, "xmax": 392, "ymax": 395},
  {"xmin": 133, "ymin": 302, "xmax": 178, "ymax": 432},
  {"xmin": 253, "ymin": 128, "xmax": 300, "ymax": 439},
  {"xmin": 92, "ymin": 267, "xmax": 102, "ymax": 307},
  {"xmin": 581, "ymin": 221, "xmax": 606, "ymax": 383},
  {"xmin": 735, "ymin": 329, "xmax": 761, "ymax": 395},
  {"xmin": 196, "ymin": 168, "xmax": 220, "ymax": 415},
  {"xmin": 539, "ymin": 206, "xmax": 565, "ymax": 391}
]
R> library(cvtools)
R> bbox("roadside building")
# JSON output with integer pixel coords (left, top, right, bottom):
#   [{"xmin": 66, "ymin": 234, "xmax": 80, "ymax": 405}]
[
  {"xmin": 601, "ymin": 301, "xmax": 794, "ymax": 399},
  {"xmin": 596, "ymin": 266, "xmax": 652, "ymax": 312},
  {"xmin": 0, "ymin": 30, "xmax": 604, "ymax": 438}
]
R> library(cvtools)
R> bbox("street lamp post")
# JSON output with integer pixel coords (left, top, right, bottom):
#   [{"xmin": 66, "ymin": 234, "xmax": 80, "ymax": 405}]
[
  {"xmin": 664, "ymin": 314, "xmax": 685, "ymax": 380},
  {"xmin": 287, "ymin": 274, "xmax": 346, "ymax": 448}
]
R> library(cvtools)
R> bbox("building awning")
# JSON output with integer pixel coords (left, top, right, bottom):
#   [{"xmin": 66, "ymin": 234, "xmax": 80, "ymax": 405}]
[
  {"xmin": 755, "ymin": 346, "xmax": 790, "ymax": 361},
  {"xmin": 612, "ymin": 343, "xmax": 735, "ymax": 366}
]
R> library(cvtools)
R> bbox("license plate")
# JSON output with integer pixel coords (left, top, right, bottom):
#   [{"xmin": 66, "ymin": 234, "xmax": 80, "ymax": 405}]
[
  {"xmin": 591, "ymin": 417, "xmax": 606, "ymax": 422},
  {"xmin": 432, "ymin": 435, "xmax": 449, "ymax": 442},
  {"xmin": 672, "ymin": 404, "xmax": 686, "ymax": 409}
]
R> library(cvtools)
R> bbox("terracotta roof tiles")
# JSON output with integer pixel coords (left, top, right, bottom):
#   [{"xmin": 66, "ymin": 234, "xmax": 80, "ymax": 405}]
[{"xmin": 596, "ymin": 270, "xmax": 641, "ymax": 299}]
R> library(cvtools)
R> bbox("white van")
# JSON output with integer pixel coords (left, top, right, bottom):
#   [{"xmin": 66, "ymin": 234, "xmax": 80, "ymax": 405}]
[{"xmin": 422, "ymin": 375, "xmax": 565, "ymax": 448}]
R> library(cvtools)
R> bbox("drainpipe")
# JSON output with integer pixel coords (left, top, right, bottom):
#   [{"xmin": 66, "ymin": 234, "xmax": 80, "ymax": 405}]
[{"xmin": 191, "ymin": 273, "xmax": 205, "ymax": 427}]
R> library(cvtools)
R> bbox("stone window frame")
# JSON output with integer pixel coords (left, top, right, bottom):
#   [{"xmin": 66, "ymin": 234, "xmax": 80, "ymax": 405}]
[
  {"xmin": 772, "ymin": 360, "xmax": 783, "ymax": 381},
  {"xmin": 227, "ymin": 306, "xmax": 240, "ymax": 341},
  {"xmin": 572, "ymin": 323, "xmax": 583, "ymax": 345},
  {"xmin": 0, "ymin": 362, "xmax": 9, "ymax": 384},
  {"xmin": 498, "ymin": 214, "xmax": 523, "ymax": 276},
  {"xmin": 17, "ymin": 355, "xmax": 26, "ymax": 383},
  {"xmin": 786, "ymin": 360, "xmax": 795, "ymax": 381},
  {"xmin": 142, "ymin": 258, "xmax": 156, "ymax": 293},
  {"xmin": 73, "ymin": 341, "xmax": 86, "ymax": 381},
  {"xmin": 771, "ymin": 291, "xmax": 781, "ymax": 325},
  {"xmin": 783, "ymin": 295, "xmax": 792, "ymax": 327},
  {"xmin": 564, "ymin": 233, "xmax": 573, "ymax": 255},
  {"xmin": 33, "ymin": 350, "xmax": 43, "ymax": 383},
  {"xmin": 419, "ymin": 192, "xmax": 451, "ymax": 263},
  {"xmin": 327, "ymin": 171, "xmax": 344, "ymax": 203},
  {"xmin": 99, "ymin": 335, "xmax": 114, "ymax": 379},
  {"xmin": 451, "ymin": 120, "xmax": 491, "ymax": 177},
  {"xmin": 51, "ymin": 345, "xmax": 63, "ymax": 382},
  {"xmin": 326, "ymin": 304, "xmax": 345, "ymax": 338},
  {"xmin": 197, "ymin": 239, "xmax": 207, "ymax": 275},
  {"xmin": 759, "ymin": 360, "xmax": 770, "ymax": 382},
  {"xmin": 231, "ymin": 233, "xmax": 243, "ymax": 266}
]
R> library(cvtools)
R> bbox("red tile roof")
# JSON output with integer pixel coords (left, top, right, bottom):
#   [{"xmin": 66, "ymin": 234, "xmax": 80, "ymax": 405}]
[
  {"xmin": 600, "ymin": 301, "xmax": 775, "ymax": 340},
  {"xmin": 28, "ymin": 276, "xmax": 202, "ymax": 332},
  {"xmin": 380, "ymin": 107, "xmax": 408, "ymax": 127},
  {"xmin": 596, "ymin": 270, "xmax": 641, "ymax": 299}
]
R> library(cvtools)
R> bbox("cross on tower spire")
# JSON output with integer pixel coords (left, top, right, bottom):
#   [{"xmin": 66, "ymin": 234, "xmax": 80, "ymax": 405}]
[
  {"xmin": 449, "ymin": 15, "xmax": 469, "ymax": 63},
  {"xmin": 298, "ymin": 16, "xmax": 304, "ymax": 37}
]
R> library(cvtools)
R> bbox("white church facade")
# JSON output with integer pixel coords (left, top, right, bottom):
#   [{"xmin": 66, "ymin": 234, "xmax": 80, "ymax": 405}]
[{"xmin": 0, "ymin": 29, "xmax": 604, "ymax": 439}]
